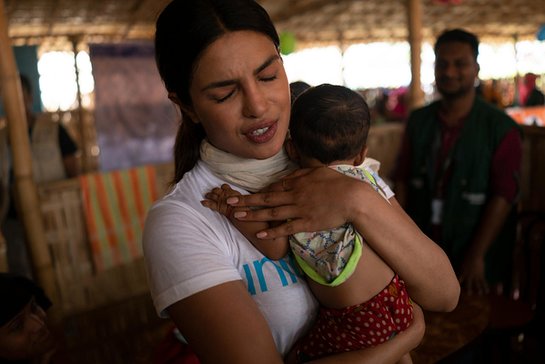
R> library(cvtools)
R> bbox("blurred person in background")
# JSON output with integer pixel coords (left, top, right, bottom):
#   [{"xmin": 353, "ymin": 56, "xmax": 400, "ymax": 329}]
[
  {"xmin": 0, "ymin": 75, "xmax": 80, "ymax": 278},
  {"xmin": 393, "ymin": 29, "xmax": 522, "ymax": 296},
  {"xmin": 521, "ymin": 73, "xmax": 545, "ymax": 106},
  {"xmin": 0, "ymin": 273, "xmax": 60, "ymax": 364}
]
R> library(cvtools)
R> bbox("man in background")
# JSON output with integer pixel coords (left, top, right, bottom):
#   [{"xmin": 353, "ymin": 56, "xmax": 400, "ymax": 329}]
[
  {"xmin": 521, "ymin": 73, "xmax": 545, "ymax": 106},
  {"xmin": 0, "ymin": 74, "xmax": 80, "ymax": 277},
  {"xmin": 393, "ymin": 29, "xmax": 522, "ymax": 296}
]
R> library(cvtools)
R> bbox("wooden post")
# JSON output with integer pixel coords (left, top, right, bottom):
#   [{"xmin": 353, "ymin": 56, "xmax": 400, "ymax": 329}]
[
  {"xmin": 337, "ymin": 29, "xmax": 346, "ymax": 87},
  {"xmin": 512, "ymin": 34, "xmax": 521, "ymax": 106},
  {"xmin": 70, "ymin": 35, "xmax": 90, "ymax": 173},
  {"xmin": 407, "ymin": 0, "xmax": 425, "ymax": 109},
  {"xmin": 0, "ymin": 0, "xmax": 61, "ymax": 321}
]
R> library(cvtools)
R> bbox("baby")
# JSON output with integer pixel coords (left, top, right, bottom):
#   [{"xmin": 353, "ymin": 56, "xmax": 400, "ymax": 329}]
[{"xmin": 203, "ymin": 84, "xmax": 414, "ymax": 363}]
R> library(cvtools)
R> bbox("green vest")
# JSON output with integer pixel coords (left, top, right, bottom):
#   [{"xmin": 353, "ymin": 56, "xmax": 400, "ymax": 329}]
[{"xmin": 405, "ymin": 97, "xmax": 520, "ymax": 284}]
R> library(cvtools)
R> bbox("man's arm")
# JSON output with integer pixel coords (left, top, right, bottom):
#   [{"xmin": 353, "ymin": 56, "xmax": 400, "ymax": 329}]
[
  {"xmin": 459, "ymin": 127, "xmax": 522, "ymax": 294},
  {"xmin": 458, "ymin": 196, "xmax": 512, "ymax": 294}
]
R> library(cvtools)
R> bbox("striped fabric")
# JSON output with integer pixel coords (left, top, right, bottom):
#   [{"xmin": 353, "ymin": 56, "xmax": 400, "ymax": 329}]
[{"xmin": 79, "ymin": 165, "xmax": 158, "ymax": 271}]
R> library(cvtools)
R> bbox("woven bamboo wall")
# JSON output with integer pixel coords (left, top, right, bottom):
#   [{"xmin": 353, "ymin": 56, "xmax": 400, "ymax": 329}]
[
  {"xmin": 367, "ymin": 122, "xmax": 404, "ymax": 182},
  {"xmin": 37, "ymin": 162, "xmax": 173, "ymax": 315}
]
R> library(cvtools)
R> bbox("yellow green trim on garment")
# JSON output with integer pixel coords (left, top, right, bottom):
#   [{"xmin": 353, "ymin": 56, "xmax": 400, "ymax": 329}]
[
  {"xmin": 360, "ymin": 167, "xmax": 377, "ymax": 186},
  {"xmin": 294, "ymin": 232, "xmax": 363, "ymax": 287}
]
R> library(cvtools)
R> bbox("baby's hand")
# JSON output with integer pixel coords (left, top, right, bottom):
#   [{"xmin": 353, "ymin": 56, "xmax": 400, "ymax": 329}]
[{"xmin": 202, "ymin": 184, "xmax": 242, "ymax": 217}]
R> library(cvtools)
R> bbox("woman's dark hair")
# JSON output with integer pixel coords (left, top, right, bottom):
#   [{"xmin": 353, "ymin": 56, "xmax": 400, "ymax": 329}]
[
  {"xmin": 155, "ymin": 0, "xmax": 280, "ymax": 183},
  {"xmin": 434, "ymin": 28, "xmax": 480, "ymax": 61},
  {"xmin": 289, "ymin": 84, "xmax": 371, "ymax": 165}
]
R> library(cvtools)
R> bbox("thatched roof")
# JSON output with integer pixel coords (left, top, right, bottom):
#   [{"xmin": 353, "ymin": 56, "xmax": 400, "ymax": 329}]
[
  {"xmin": 5, "ymin": 0, "xmax": 545, "ymax": 46},
  {"xmin": 4, "ymin": 0, "xmax": 171, "ymax": 43},
  {"xmin": 269, "ymin": 0, "xmax": 545, "ymax": 46}
]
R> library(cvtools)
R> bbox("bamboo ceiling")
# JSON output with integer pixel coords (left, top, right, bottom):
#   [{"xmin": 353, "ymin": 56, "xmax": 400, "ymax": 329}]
[{"xmin": 4, "ymin": 0, "xmax": 545, "ymax": 47}]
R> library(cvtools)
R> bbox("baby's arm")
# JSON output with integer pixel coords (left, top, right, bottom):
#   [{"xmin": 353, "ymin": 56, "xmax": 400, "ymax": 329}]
[{"xmin": 202, "ymin": 184, "xmax": 289, "ymax": 260}]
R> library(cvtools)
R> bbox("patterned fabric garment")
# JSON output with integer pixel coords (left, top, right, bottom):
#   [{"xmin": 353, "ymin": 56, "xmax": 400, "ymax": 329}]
[
  {"xmin": 295, "ymin": 275, "xmax": 413, "ymax": 362},
  {"xmin": 289, "ymin": 163, "xmax": 387, "ymax": 284},
  {"xmin": 289, "ymin": 223, "xmax": 359, "ymax": 284}
]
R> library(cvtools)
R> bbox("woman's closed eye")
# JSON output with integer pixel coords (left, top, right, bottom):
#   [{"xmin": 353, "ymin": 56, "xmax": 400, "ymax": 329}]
[
  {"xmin": 211, "ymin": 88, "xmax": 236, "ymax": 103},
  {"xmin": 210, "ymin": 70, "xmax": 277, "ymax": 103},
  {"xmin": 259, "ymin": 73, "xmax": 277, "ymax": 82}
]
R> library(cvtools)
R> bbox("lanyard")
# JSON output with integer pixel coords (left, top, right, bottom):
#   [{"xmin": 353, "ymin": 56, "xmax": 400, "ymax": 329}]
[{"xmin": 429, "ymin": 126, "xmax": 458, "ymax": 199}]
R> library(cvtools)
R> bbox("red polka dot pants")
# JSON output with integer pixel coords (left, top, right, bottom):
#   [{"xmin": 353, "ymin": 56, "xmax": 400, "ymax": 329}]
[{"xmin": 296, "ymin": 274, "xmax": 413, "ymax": 362}]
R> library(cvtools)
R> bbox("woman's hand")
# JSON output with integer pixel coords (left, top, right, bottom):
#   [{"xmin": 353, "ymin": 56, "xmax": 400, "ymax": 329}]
[
  {"xmin": 227, "ymin": 167, "xmax": 362, "ymax": 238},
  {"xmin": 229, "ymin": 167, "xmax": 460, "ymax": 312}
]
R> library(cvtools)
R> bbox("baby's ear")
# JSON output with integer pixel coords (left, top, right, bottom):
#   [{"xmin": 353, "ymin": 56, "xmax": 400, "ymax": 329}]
[
  {"xmin": 354, "ymin": 146, "xmax": 368, "ymax": 166},
  {"xmin": 285, "ymin": 138, "xmax": 299, "ymax": 161}
]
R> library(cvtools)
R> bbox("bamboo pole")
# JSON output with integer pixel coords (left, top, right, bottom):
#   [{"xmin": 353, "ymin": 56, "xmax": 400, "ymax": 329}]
[
  {"xmin": 512, "ymin": 34, "xmax": 521, "ymax": 106},
  {"xmin": 407, "ymin": 0, "xmax": 425, "ymax": 110},
  {"xmin": 0, "ymin": 0, "xmax": 61, "ymax": 321},
  {"xmin": 70, "ymin": 35, "xmax": 90, "ymax": 173}
]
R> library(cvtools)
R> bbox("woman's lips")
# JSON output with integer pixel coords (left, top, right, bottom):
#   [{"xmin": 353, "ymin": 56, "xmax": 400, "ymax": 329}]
[{"xmin": 245, "ymin": 120, "xmax": 278, "ymax": 144}]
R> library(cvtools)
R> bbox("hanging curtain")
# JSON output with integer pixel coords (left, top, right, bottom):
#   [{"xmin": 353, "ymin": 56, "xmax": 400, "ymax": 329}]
[
  {"xmin": 89, "ymin": 43, "xmax": 178, "ymax": 171},
  {"xmin": 0, "ymin": 45, "xmax": 40, "ymax": 117}
]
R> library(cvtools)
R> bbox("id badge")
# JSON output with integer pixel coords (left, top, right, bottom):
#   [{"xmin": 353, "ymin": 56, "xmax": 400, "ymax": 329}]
[{"xmin": 431, "ymin": 198, "xmax": 443, "ymax": 225}]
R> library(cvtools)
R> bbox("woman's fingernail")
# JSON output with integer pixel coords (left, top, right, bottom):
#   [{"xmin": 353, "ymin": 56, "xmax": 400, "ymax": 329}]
[
  {"xmin": 256, "ymin": 231, "xmax": 268, "ymax": 238},
  {"xmin": 226, "ymin": 197, "xmax": 239, "ymax": 204},
  {"xmin": 234, "ymin": 211, "xmax": 247, "ymax": 218}
]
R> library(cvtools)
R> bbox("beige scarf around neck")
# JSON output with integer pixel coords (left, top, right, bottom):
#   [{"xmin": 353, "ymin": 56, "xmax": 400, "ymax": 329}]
[{"xmin": 200, "ymin": 140, "xmax": 297, "ymax": 192}]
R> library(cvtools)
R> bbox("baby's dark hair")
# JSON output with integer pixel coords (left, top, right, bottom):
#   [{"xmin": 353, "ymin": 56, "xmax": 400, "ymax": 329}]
[{"xmin": 289, "ymin": 84, "xmax": 371, "ymax": 165}]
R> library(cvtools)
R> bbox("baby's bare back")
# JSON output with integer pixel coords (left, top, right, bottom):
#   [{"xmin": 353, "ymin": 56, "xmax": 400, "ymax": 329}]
[{"xmin": 307, "ymin": 242, "xmax": 395, "ymax": 309}]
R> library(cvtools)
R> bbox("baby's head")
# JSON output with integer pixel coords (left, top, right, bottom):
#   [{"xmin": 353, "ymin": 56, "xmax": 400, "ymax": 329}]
[{"xmin": 287, "ymin": 84, "xmax": 371, "ymax": 167}]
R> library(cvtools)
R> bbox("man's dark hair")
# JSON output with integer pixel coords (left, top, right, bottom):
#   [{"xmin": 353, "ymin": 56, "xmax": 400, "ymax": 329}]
[{"xmin": 434, "ymin": 28, "xmax": 479, "ymax": 61}]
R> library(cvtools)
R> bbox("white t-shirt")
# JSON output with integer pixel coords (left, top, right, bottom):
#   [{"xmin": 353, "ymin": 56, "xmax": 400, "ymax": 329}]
[{"xmin": 143, "ymin": 160, "xmax": 318, "ymax": 356}]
